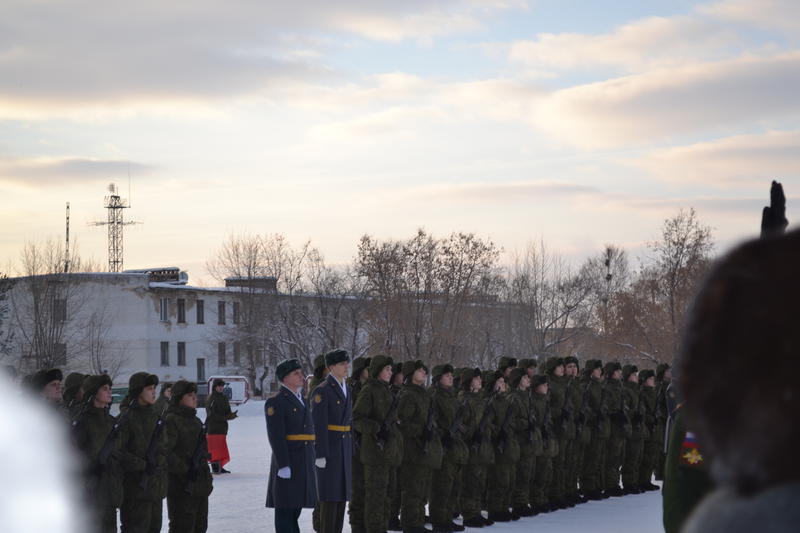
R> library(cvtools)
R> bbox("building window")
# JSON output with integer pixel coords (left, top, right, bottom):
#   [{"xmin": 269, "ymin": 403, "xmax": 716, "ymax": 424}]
[
  {"xmin": 160, "ymin": 342, "xmax": 169, "ymax": 366},
  {"xmin": 177, "ymin": 298, "xmax": 186, "ymax": 323},
  {"xmin": 160, "ymin": 298, "xmax": 169, "ymax": 322},
  {"xmin": 53, "ymin": 343, "xmax": 67, "ymax": 366},
  {"xmin": 197, "ymin": 358, "xmax": 206, "ymax": 381},
  {"xmin": 218, "ymin": 301, "xmax": 226, "ymax": 325},
  {"xmin": 233, "ymin": 341, "xmax": 241, "ymax": 366},
  {"xmin": 53, "ymin": 299, "xmax": 67, "ymax": 323},
  {"xmin": 177, "ymin": 342, "xmax": 186, "ymax": 366},
  {"xmin": 196, "ymin": 300, "xmax": 204, "ymax": 324},
  {"xmin": 233, "ymin": 301, "xmax": 240, "ymax": 324},
  {"xmin": 218, "ymin": 342, "xmax": 226, "ymax": 367}
]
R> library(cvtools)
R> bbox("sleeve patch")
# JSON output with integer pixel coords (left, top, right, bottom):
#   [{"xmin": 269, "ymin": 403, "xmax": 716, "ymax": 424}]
[
  {"xmin": 314, "ymin": 394, "xmax": 322, "ymax": 404},
  {"xmin": 267, "ymin": 406, "xmax": 275, "ymax": 416}
]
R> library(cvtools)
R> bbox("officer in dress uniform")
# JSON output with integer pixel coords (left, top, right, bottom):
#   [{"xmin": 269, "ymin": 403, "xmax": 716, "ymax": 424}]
[
  {"xmin": 266, "ymin": 358, "xmax": 318, "ymax": 533},
  {"xmin": 311, "ymin": 349, "xmax": 353, "ymax": 533}
]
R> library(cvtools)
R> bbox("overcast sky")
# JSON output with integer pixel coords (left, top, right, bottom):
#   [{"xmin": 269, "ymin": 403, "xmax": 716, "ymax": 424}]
[{"xmin": 2, "ymin": 0, "xmax": 799, "ymax": 283}]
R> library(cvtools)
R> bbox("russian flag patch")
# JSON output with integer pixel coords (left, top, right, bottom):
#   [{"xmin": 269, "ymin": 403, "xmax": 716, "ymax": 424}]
[{"xmin": 680, "ymin": 431, "xmax": 705, "ymax": 467}]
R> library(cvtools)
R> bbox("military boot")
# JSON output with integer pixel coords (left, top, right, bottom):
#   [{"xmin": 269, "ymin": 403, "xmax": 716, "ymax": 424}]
[{"xmin": 462, "ymin": 516, "xmax": 484, "ymax": 528}]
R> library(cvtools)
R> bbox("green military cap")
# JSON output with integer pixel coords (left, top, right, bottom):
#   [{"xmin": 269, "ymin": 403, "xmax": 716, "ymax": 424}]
[
  {"xmin": 460, "ymin": 368, "xmax": 481, "ymax": 390},
  {"xmin": 351, "ymin": 356, "xmax": 371, "ymax": 378},
  {"xmin": 545, "ymin": 357, "xmax": 565, "ymax": 375},
  {"xmin": 482, "ymin": 369, "xmax": 500, "ymax": 390},
  {"xmin": 622, "ymin": 364, "xmax": 639, "ymax": 380},
  {"xmin": 639, "ymin": 369, "xmax": 655, "ymax": 382},
  {"xmin": 432, "ymin": 363, "xmax": 455, "ymax": 382},
  {"xmin": 391, "ymin": 362, "xmax": 404, "ymax": 381},
  {"xmin": 532, "ymin": 374, "xmax": 549, "ymax": 388},
  {"xmin": 497, "ymin": 356, "xmax": 518, "ymax": 372},
  {"xmin": 81, "ymin": 374, "xmax": 113, "ymax": 399},
  {"xmin": 509, "ymin": 367, "xmax": 526, "ymax": 389},
  {"xmin": 128, "ymin": 372, "xmax": 159, "ymax": 398},
  {"xmin": 518, "ymin": 358, "xmax": 538, "ymax": 369},
  {"xmin": 401, "ymin": 359, "xmax": 428, "ymax": 382},
  {"xmin": 312, "ymin": 354, "xmax": 327, "ymax": 379},
  {"xmin": 656, "ymin": 363, "xmax": 670, "ymax": 381},
  {"xmin": 603, "ymin": 361, "xmax": 622, "ymax": 376},
  {"xmin": 369, "ymin": 355, "xmax": 394, "ymax": 378},
  {"xmin": 170, "ymin": 379, "xmax": 198, "ymax": 405},
  {"xmin": 63, "ymin": 372, "xmax": 87, "ymax": 395}
]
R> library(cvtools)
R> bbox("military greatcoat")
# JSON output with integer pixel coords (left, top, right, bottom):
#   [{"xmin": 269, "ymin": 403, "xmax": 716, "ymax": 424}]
[
  {"xmin": 265, "ymin": 386, "xmax": 317, "ymax": 509},
  {"xmin": 311, "ymin": 374, "xmax": 353, "ymax": 502}
]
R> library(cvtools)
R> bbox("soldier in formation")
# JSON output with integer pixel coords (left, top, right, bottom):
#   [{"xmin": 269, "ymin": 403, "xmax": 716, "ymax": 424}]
[
  {"xmin": 20, "ymin": 348, "xmax": 670, "ymax": 533},
  {"xmin": 19, "ymin": 368, "xmax": 209, "ymax": 533}
]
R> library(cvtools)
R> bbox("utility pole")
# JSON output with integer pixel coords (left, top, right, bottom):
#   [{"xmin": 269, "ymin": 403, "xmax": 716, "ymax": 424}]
[{"xmin": 65, "ymin": 202, "xmax": 70, "ymax": 273}]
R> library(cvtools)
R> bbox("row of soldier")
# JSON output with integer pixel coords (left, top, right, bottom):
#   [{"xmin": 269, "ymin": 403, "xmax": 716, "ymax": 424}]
[
  {"xmin": 17, "ymin": 367, "xmax": 235, "ymax": 533},
  {"xmin": 265, "ymin": 350, "xmax": 672, "ymax": 533}
]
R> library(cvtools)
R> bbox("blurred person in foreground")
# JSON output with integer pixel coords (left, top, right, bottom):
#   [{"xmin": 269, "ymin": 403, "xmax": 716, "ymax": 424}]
[
  {"xmin": 676, "ymin": 189, "xmax": 800, "ymax": 532},
  {"xmin": 0, "ymin": 373, "xmax": 87, "ymax": 533}
]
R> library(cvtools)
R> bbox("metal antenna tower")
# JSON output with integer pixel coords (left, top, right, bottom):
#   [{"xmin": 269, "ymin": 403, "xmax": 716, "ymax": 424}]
[{"xmin": 91, "ymin": 183, "xmax": 139, "ymax": 272}]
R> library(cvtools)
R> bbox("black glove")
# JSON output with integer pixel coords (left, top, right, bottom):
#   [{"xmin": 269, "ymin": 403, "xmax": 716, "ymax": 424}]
[
  {"xmin": 442, "ymin": 432, "xmax": 454, "ymax": 448},
  {"xmin": 376, "ymin": 424, "xmax": 390, "ymax": 443}
]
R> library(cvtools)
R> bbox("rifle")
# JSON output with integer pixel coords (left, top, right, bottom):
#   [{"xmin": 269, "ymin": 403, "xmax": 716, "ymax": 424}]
[
  {"xmin": 139, "ymin": 402, "xmax": 170, "ymax": 490},
  {"xmin": 376, "ymin": 389, "xmax": 401, "ymax": 451},
  {"xmin": 495, "ymin": 397, "xmax": 516, "ymax": 455},
  {"xmin": 471, "ymin": 392, "xmax": 496, "ymax": 452},
  {"xmin": 70, "ymin": 393, "xmax": 96, "ymax": 433},
  {"xmin": 594, "ymin": 381, "xmax": 608, "ymax": 432},
  {"xmin": 559, "ymin": 378, "xmax": 574, "ymax": 431},
  {"xmin": 90, "ymin": 397, "xmax": 136, "ymax": 480},
  {"xmin": 184, "ymin": 420, "xmax": 209, "ymax": 495},
  {"xmin": 575, "ymin": 381, "xmax": 592, "ymax": 439},
  {"xmin": 442, "ymin": 398, "xmax": 468, "ymax": 449},
  {"xmin": 421, "ymin": 397, "xmax": 437, "ymax": 456},
  {"xmin": 613, "ymin": 381, "xmax": 630, "ymax": 427},
  {"xmin": 542, "ymin": 396, "xmax": 552, "ymax": 451},
  {"xmin": 526, "ymin": 391, "xmax": 538, "ymax": 445}
]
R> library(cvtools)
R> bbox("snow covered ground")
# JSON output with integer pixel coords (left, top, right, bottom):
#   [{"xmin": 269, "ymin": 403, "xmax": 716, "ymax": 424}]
[{"xmin": 180, "ymin": 399, "xmax": 666, "ymax": 533}]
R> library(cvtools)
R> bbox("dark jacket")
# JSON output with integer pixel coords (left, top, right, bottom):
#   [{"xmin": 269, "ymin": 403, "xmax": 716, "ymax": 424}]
[
  {"xmin": 607, "ymin": 379, "xmax": 632, "ymax": 439},
  {"xmin": 398, "ymin": 382, "xmax": 443, "ymax": 469},
  {"xmin": 623, "ymin": 380, "xmax": 647, "ymax": 440},
  {"xmin": 206, "ymin": 391, "xmax": 235, "ymax": 435},
  {"xmin": 265, "ymin": 386, "xmax": 317, "ymax": 509},
  {"xmin": 662, "ymin": 407, "xmax": 713, "ymax": 533},
  {"xmin": 120, "ymin": 402, "xmax": 169, "ymax": 501},
  {"xmin": 311, "ymin": 374, "xmax": 353, "ymax": 502},
  {"xmin": 352, "ymin": 378, "xmax": 403, "ymax": 467},
  {"xmin": 165, "ymin": 404, "xmax": 213, "ymax": 498},
  {"xmin": 460, "ymin": 389, "xmax": 495, "ymax": 465},
  {"xmin": 511, "ymin": 389, "xmax": 541, "ymax": 457},
  {"xmin": 587, "ymin": 376, "xmax": 611, "ymax": 439},
  {"xmin": 73, "ymin": 405, "xmax": 125, "ymax": 509},
  {"xmin": 492, "ymin": 392, "xmax": 521, "ymax": 464},
  {"xmin": 432, "ymin": 384, "xmax": 469, "ymax": 466}
]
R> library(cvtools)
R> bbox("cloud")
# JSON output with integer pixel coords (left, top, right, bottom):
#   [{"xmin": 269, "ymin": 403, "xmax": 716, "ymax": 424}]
[
  {"xmin": 0, "ymin": 157, "xmax": 156, "ymax": 187},
  {"xmin": 533, "ymin": 51, "xmax": 800, "ymax": 147},
  {"xmin": 415, "ymin": 180, "xmax": 599, "ymax": 202},
  {"xmin": 0, "ymin": 1, "xmax": 523, "ymax": 117},
  {"xmin": 509, "ymin": 15, "xmax": 737, "ymax": 72},
  {"xmin": 634, "ymin": 130, "xmax": 800, "ymax": 185},
  {"xmin": 700, "ymin": 0, "xmax": 800, "ymax": 32}
]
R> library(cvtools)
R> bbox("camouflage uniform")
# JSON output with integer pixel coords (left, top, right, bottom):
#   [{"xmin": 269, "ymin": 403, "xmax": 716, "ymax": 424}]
[{"xmin": 351, "ymin": 356, "xmax": 402, "ymax": 533}]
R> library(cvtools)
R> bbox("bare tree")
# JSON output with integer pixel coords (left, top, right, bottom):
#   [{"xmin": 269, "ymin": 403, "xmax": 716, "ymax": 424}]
[
  {"xmin": 504, "ymin": 240, "xmax": 596, "ymax": 360},
  {"xmin": 9, "ymin": 238, "xmax": 101, "ymax": 372}
]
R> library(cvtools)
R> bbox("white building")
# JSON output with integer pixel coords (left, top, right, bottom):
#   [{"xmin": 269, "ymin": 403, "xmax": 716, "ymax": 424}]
[{"xmin": 1, "ymin": 267, "xmax": 281, "ymax": 393}]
